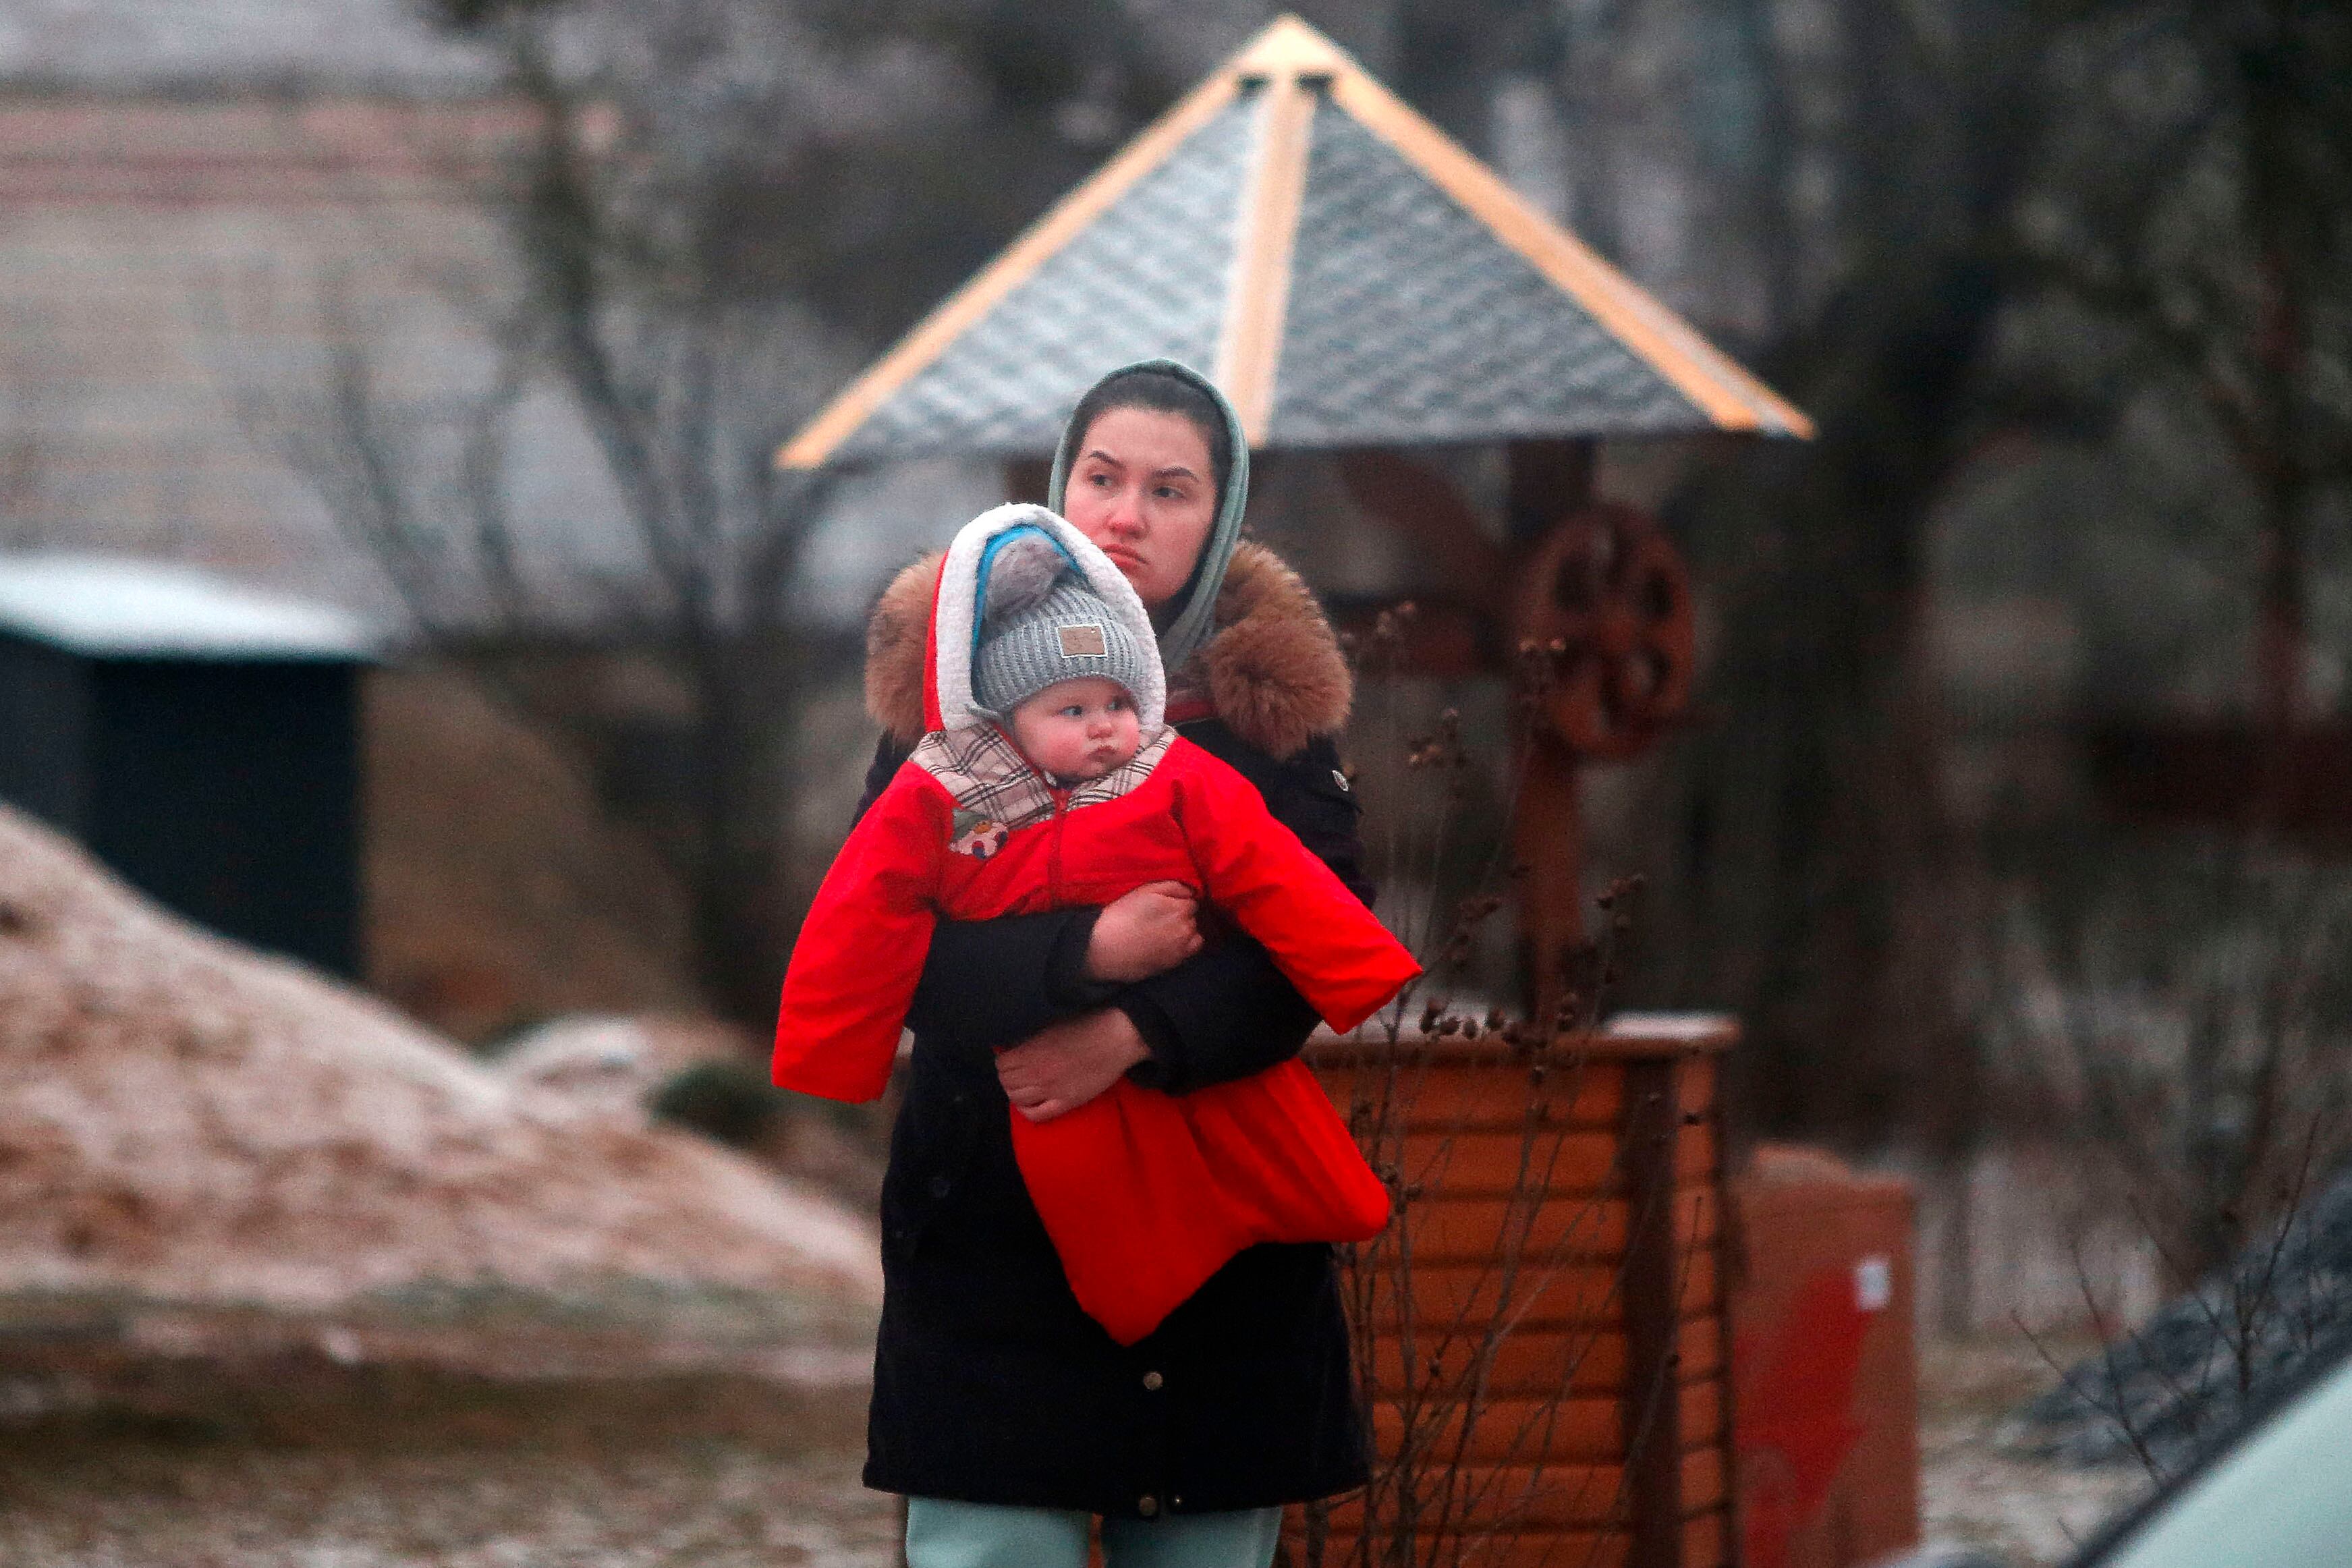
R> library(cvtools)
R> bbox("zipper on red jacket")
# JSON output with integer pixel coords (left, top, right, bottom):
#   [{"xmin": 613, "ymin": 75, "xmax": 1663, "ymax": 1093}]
[
  {"xmin": 1046, "ymin": 784, "xmax": 1071, "ymax": 903},
  {"xmin": 991, "ymin": 721, "xmax": 1078, "ymax": 904}
]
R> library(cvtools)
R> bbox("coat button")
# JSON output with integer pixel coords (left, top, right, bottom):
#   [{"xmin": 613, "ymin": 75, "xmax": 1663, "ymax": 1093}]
[
  {"xmin": 1138, "ymin": 1496, "xmax": 1159, "ymax": 1518},
  {"xmin": 928, "ymin": 1174, "xmax": 952, "ymax": 1198},
  {"xmin": 1142, "ymin": 1370, "xmax": 1163, "ymax": 1391}
]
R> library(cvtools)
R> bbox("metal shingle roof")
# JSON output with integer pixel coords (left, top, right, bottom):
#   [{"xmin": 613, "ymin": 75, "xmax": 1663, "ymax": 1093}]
[
  {"xmin": 780, "ymin": 16, "xmax": 1810, "ymax": 470},
  {"xmin": 831, "ymin": 92, "xmax": 1256, "ymax": 464},
  {"xmin": 1270, "ymin": 102, "xmax": 1707, "ymax": 445}
]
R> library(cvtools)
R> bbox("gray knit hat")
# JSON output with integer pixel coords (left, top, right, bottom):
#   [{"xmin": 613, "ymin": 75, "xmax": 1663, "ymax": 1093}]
[{"xmin": 972, "ymin": 532, "xmax": 1152, "ymax": 718}]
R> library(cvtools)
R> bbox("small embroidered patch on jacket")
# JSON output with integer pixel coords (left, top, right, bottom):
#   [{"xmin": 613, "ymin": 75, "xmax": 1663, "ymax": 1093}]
[
  {"xmin": 1057, "ymin": 623, "xmax": 1108, "ymax": 657},
  {"xmin": 949, "ymin": 808, "xmax": 1008, "ymax": 860}
]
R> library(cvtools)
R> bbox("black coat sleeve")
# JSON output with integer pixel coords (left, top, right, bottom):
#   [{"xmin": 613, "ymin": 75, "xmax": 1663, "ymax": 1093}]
[
  {"xmin": 851, "ymin": 734, "xmax": 1116, "ymax": 1061},
  {"xmin": 1118, "ymin": 730, "xmax": 1372, "ymax": 1096}
]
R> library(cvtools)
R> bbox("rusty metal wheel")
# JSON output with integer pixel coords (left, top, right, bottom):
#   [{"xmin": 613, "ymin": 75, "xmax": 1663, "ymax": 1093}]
[{"xmin": 1512, "ymin": 503, "xmax": 1696, "ymax": 760}]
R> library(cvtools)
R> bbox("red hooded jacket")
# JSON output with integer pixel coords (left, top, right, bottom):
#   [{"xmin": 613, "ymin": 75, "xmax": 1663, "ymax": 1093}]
[{"xmin": 773, "ymin": 505, "xmax": 1418, "ymax": 1344}]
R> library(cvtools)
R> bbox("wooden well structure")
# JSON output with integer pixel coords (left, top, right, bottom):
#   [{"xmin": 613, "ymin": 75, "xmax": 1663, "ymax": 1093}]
[
  {"xmin": 1309, "ymin": 1015, "xmax": 1739, "ymax": 1568},
  {"xmin": 781, "ymin": 17, "xmax": 1809, "ymax": 1567}
]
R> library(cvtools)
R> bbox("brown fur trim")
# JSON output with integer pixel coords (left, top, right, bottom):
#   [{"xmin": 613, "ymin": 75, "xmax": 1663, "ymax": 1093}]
[
  {"xmin": 865, "ymin": 551, "xmax": 941, "ymax": 746},
  {"xmin": 862, "ymin": 540, "xmax": 1352, "ymax": 758},
  {"xmin": 1186, "ymin": 541, "xmax": 1353, "ymax": 760}
]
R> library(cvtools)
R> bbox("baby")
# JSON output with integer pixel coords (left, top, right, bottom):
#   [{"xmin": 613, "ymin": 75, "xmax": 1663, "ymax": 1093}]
[
  {"xmin": 773, "ymin": 504, "xmax": 1419, "ymax": 1345},
  {"xmin": 1007, "ymin": 675, "xmax": 1137, "ymax": 789},
  {"xmin": 949, "ymin": 561, "xmax": 1154, "ymax": 857}
]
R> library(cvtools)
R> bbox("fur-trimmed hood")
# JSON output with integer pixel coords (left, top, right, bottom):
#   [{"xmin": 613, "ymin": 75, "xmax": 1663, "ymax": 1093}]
[{"xmin": 867, "ymin": 538, "xmax": 1352, "ymax": 761}]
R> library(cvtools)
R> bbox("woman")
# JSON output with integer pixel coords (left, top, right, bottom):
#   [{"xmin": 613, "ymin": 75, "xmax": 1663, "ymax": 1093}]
[{"xmin": 853, "ymin": 360, "xmax": 1372, "ymax": 1568}]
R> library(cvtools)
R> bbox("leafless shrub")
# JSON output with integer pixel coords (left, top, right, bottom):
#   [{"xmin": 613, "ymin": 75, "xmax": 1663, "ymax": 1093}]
[
  {"xmin": 198, "ymin": 20, "xmax": 846, "ymax": 1024},
  {"xmin": 1993, "ymin": 839, "xmax": 2352, "ymax": 1477},
  {"xmin": 2010, "ymin": 1115, "xmax": 2347, "ymax": 1483},
  {"xmin": 1295, "ymin": 610, "xmax": 1703, "ymax": 1568},
  {"xmin": 1991, "ymin": 841, "xmax": 2352, "ymax": 1287}
]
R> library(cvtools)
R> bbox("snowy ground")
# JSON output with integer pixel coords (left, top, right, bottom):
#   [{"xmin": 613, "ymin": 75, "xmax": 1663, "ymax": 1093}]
[{"xmin": 1917, "ymin": 1335, "xmax": 2153, "ymax": 1567}]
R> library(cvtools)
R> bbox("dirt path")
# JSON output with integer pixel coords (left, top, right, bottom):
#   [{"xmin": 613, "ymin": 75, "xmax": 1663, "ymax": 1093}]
[{"xmin": 0, "ymin": 1441, "xmax": 901, "ymax": 1567}]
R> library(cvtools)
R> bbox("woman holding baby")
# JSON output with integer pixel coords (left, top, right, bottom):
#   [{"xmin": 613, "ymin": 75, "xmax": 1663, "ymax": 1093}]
[{"xmin": 841, "ymin": 361, "xmax": 1378, "ymax": 1568}]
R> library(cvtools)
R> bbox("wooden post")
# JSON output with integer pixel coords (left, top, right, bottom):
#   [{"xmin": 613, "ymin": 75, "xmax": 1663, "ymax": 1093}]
[
  {"xmin": 1515, "ymin": 733, "xmax": 1585, "ymax": 1030},
  {"xmin": 1622, "ymin": 1055, "xmax": 1687, "ymax": 1568},
  {"xmin": 1506, "ymin": 439, "xmax": 1596, "ymax": 1026}
]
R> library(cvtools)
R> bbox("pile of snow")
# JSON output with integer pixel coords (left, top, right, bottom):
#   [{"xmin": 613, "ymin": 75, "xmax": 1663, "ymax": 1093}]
[{"xmin": 0, "ymin": 804, "xmax": 878, "ymax": 1314}]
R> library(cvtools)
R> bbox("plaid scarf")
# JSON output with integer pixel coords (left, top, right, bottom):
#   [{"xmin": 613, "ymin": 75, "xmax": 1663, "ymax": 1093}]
[{"xmin": 909, "ymin": 723, "xmax": 1177, "ymax": 835}]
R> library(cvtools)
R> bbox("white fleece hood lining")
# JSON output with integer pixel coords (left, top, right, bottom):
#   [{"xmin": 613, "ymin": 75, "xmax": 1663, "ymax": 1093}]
[{"xmin": 933, "ymin": 503, "xmax": 1167, "ymax": 737}]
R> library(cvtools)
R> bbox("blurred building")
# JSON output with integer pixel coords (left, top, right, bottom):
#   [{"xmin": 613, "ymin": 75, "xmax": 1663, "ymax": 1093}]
[
  {"xmin": 0, "ymin": 555, "xmax": 372, "ymax": 974},
  {"xmin": 0, "ymin": 0, "xmax": 1011, "ymax": 633},
  {"xmin": 0, "ymin": 1, "xmax": 520, "ymax": 610}
]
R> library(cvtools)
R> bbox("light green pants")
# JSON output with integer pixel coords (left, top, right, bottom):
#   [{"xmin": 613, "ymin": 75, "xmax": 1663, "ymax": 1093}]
[{"xmin": 903, "ymin": 1496, "xmax": 1283, "ymax": 1568}]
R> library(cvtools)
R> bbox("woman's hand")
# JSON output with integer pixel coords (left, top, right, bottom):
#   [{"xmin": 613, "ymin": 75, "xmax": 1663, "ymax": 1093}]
[
  {"xmin": 1084, "ymin": 880, "xmax": 1202, "ymax": 982},
  {"xmin": 997, "ymin": 1009, "xmax": 1152, "ymax": 1123}
]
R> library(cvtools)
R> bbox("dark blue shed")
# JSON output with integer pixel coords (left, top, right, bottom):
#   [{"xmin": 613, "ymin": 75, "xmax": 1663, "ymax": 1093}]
[{"xmin": 0, "ymin": 556, "xmax": 374, "ymax": 977}]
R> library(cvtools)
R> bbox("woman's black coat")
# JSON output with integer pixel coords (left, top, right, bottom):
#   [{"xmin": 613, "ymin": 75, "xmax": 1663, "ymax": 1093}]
[{"xmin": 851, "ymin": 715, "xmax": 1373, "ymax": 1519}]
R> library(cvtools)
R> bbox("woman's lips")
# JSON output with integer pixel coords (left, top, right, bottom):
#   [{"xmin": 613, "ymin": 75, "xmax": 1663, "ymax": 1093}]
[{"xmin": 1101, "ymin": 547, "xmax": 1145, "ymax": 573}]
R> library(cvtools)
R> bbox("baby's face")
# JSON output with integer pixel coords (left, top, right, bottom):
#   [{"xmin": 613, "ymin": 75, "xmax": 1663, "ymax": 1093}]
[{"xmin": 1009, "ymin": 677, "xmax": 1141, "ymax": 783}]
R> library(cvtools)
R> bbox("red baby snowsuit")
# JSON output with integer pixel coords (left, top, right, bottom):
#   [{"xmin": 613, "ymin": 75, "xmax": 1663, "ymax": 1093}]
[{"xmin": 773, "ymin": 505, "xmax": 1419, "ymax": 1345}]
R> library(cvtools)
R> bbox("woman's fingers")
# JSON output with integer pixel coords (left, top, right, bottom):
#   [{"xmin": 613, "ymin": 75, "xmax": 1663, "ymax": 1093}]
[
  {"xmin": 995, "ymin": 1009, "xmax": 1149, "ymax": 1117},
  {"xmin": 997, "ymin": 1055, "xmax": 1067, "ymax": 1121}
]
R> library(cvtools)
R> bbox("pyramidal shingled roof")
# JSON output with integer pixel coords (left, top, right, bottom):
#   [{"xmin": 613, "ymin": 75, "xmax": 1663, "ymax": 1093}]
[{"xmin": 779, "ymin": 16, "xmax": 1810, "ymax": 469}]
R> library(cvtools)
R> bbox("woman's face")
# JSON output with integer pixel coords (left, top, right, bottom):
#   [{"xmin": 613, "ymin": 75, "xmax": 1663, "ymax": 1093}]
[{"xmin": 1063, "ymin": 406, "xmax": 1218, "ymax": 612}]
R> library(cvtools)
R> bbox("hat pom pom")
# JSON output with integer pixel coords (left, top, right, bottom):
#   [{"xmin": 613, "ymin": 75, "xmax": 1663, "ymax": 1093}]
[{"xmin": 982, "ymin": 530, "xmax": 1071, "ymax": 623}]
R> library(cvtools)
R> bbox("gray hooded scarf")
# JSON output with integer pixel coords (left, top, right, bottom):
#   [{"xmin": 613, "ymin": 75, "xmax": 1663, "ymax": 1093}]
[{"xmin": 1046, "ymin": 358, "xmax": 1251, "ymax": 686}]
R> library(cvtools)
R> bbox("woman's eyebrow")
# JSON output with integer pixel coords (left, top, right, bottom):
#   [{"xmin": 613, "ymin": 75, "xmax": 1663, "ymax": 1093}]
[{"xmin": 1151, "ymin": 465, "xmax": 1200, "ymax": 482}]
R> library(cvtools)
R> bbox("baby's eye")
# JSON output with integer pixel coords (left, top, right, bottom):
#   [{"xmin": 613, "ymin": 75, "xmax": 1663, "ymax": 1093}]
[
  {"xmin": 1059, "ymin": 706, "xmax": 1086, "ymax": 719},
  {"xmin": 1107, "ymin": 696, "xmax": 1129, "ymax": 710}
]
